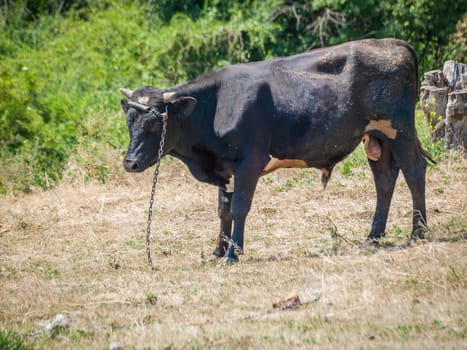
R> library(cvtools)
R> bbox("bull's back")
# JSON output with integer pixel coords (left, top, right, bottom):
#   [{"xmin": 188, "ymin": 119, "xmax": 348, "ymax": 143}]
[
  {"xmin": 270, "ymin": 38, "xmax": 417, "ymax": 117},
  {"xmin": 265, "ymin": 39, "xmax": 418, "ymax": 164}
]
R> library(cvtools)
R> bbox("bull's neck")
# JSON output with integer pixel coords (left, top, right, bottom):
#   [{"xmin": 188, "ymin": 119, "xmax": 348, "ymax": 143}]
[
  {"xmin": 169, "ymin": 79, "xmax": 219, "ymax": 151},
  {"xmin": 171, "ymin": 77, "xmax": 219, "ymax": 115}
]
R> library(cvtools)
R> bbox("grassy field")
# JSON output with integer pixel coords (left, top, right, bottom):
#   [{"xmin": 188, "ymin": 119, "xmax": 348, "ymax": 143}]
[{"xmin": 0, "ymin": 145, "xmax": 465, "ymax": 349}]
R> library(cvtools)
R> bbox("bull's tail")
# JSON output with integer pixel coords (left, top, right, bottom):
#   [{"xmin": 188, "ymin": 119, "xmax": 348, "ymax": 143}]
[
  {"xmin": 417, "ymin": 136, "xmax": 436, "ymax": 164},
  {"xmin": 399, "ymin": 40, "xmax": 436, "ymax": 165}
]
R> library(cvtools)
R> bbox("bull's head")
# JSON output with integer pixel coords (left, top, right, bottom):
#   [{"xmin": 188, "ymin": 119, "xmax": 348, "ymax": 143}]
[{"xmin": 120, "ymin": 87, "xmax": 197, "ymax": 172}]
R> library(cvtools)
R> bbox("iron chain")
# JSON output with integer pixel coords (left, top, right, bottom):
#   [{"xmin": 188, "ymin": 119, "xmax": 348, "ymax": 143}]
[{"xmin": 145, "ymin": 115, "xmax": 167, "ymax": 267}]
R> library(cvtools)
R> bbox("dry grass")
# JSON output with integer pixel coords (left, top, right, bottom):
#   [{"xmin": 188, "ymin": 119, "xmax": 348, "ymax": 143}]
[{"xmin": 0, "ymin": 147, "xmax": 466, "ymax": 349}]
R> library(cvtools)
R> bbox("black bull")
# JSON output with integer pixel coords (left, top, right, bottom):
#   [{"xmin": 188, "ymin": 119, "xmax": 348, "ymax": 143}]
[{"xmin": 120, "ymin": 39, "xmax": 433, "ymax": 262}]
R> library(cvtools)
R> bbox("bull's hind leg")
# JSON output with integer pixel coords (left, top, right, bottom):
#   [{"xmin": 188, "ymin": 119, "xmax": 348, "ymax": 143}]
[
  {"xmin": 212, "ymin": 188, "xmax": 233, "ymax": 257},
  {"xmin": 390, "ymin": 137, "xmax": 428, "ymax": 239},
  {"xmin": 368, "ymin": 139, "xmax": 400, "ymax": 239}
]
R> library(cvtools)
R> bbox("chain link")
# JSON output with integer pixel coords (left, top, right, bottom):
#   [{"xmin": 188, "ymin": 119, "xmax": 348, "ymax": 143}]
[
  {"xmin": 221, "ymin": 234, "xmax": 243, "ymax": 255},
  {"xmin": 145, "ymin": 115, "xmax": 167, "ymax": 267}
]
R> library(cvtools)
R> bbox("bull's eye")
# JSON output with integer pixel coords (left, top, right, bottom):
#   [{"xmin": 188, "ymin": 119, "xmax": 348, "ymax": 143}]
[{"xmin": 143, "ymin": 115, "xmax": 161, "ymax": 132}]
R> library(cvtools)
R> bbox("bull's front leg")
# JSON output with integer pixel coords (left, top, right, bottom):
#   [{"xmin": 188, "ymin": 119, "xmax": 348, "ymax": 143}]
[
  {"xmin": 212, "ymin": 187, "xmax": 233, "ymax": 257},
  {"xmin": 224, "ymin": 159, "xmax": 264, "ymax": 263}
]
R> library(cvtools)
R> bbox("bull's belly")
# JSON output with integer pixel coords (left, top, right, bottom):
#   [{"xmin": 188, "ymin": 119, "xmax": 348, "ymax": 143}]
[
  {"xmin": 261, "ymin": 157, "xmax": 308, "ymax": 175},
  {"xmin": 222, "ymin": 134, "xmax": 368, "ymax": 193},
  {"xmin": 264, "ymin": 129, "xmax": 385, "ymax": 177},
  {"xmin": 267, "ymin": 131, "xmax": 364, "ymax": 173}
]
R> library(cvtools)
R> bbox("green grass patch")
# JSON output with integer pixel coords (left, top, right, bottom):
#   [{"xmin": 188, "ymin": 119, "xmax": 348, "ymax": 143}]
[{"xmin": 0, "ymin": 330, "xmax": 32, "ymax": 350}]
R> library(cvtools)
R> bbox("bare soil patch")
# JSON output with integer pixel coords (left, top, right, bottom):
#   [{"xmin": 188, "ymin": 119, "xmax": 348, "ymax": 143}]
[{"xmin": 1, "ymin": 150, "xmax": 466, "ymax": 349}]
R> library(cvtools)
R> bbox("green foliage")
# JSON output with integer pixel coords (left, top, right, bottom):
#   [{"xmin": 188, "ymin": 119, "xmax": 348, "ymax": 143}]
[
  {"xmin": 442, "ymin": 14, "xmax": 467, "ymax": 64},
  {"xmin": 0, "ymin": 1, "xmax": 149, "ymax": 191},
  {"xmin": 0, "ymin": 329, "xmax": 32, "ymax": 350},
  {"xmin": 415, "ymin": 111, "xmax": 449, "ymax": 163},
  {"xmin": 145, "ymin": 291, "xmax": 157, "ymax": 305},
  {"xmin": 337, "ymin": 143, "xmax": 367, "ymax": 177},
  {"xmin": 268, "ymin": 0, "xmax": 466, "ymax": 72},
  {"xmin": 275, "ymin": 178, "xmax": 299, "ymax": 192},
  {"xmin": 0, "ymin": 0, "xmax": 463, "ymax": 192},
  {"xmin": 145, "ymin": 0, "xmax": 204, "ymax": 22},
  {"xmin": 340, "ymin": 160, "xmax": 353, "ymax": 177},
  {"xmin": 380, "ymin": 0, "xmax": 466, "ymax": 73},
  {"xmin": 1, "ymin": 0, "xmax": 90, "ymax": 22}
]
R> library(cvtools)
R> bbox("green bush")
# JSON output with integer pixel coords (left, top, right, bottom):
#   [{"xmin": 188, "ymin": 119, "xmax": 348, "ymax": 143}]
[
  {"xmin": 0, "ymin": 0, "xmax": 462, "ymax": 192},
  {"xmin": 0, "ymin": 1, "xmax": 280, "ymax": 192},
  {"xmin": 0, "ymin": 1, "xmax": 148, "ymax": 191}
]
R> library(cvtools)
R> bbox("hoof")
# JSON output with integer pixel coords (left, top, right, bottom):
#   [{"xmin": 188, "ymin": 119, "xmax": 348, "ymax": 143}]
[
  {"xmin": 366, "ymin": 238, "xmax": 380, "ymax": 246},
  {"xmin": 367, "ymin": 231, "xmax": 384, "ymax": 240},
  {"xmin": 361, "ymin": 238, "xmax": 380, "ymax": 250},
  {"xmin": 408, "ymin": 236, "xmax": 427, "ymax": 247},
  {"xmin": 222, "ymin": 256, "xmax": 239, "ymax": 264},
  {"xmin": 366, "ymin": 232, "xmax": 383, "ymax": 248},
  {"xmin": 411, "ymin": 228, "xmax": 426, "ymax": 240},
  {"xmin": 203, "ymin": 254, "xmax": 221, "ymax": 264},
  {"xmin": 212, "ymin": 247, "xmax": 227, "ymax": 258}
]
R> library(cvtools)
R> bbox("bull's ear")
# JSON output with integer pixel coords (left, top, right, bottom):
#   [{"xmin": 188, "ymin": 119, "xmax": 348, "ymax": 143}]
[
  {"xmin": 121, "ymin": 99, "xmax": 129, "ymax": 113},
  {"xmin": 169, "ymin": 97, "xmax": 197, "ymax": 118}
]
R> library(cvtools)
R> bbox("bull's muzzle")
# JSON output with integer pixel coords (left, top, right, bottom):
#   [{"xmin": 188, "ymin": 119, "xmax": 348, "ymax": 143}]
[{"xmin": 123, "ymin": 157, "xmax": 141, "ymax": 172}]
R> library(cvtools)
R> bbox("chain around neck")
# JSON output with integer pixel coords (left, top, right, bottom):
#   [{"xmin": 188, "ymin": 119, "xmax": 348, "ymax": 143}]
[{"xmin": 145, "ymin": 116, "xmax": 167, "ymax": 267}]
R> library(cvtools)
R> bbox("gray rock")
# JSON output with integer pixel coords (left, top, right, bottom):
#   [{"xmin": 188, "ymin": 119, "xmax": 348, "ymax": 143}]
[
  {"xmin": 109, "ymin": 341, "xmax": 123, "ymax": 350},
  {"xmin": 45, "ymin": 313, "xmax": 71, "ymax": 334}
]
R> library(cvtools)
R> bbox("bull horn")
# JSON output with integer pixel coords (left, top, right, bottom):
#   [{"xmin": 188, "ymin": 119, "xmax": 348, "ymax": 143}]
[
  {"xmin": 163, "ymin": 91, "xmax": 177, "ymax": 103},
  {"xmin": 119, "ymin": 88, "xmax": 134, "ymax": 98}
]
